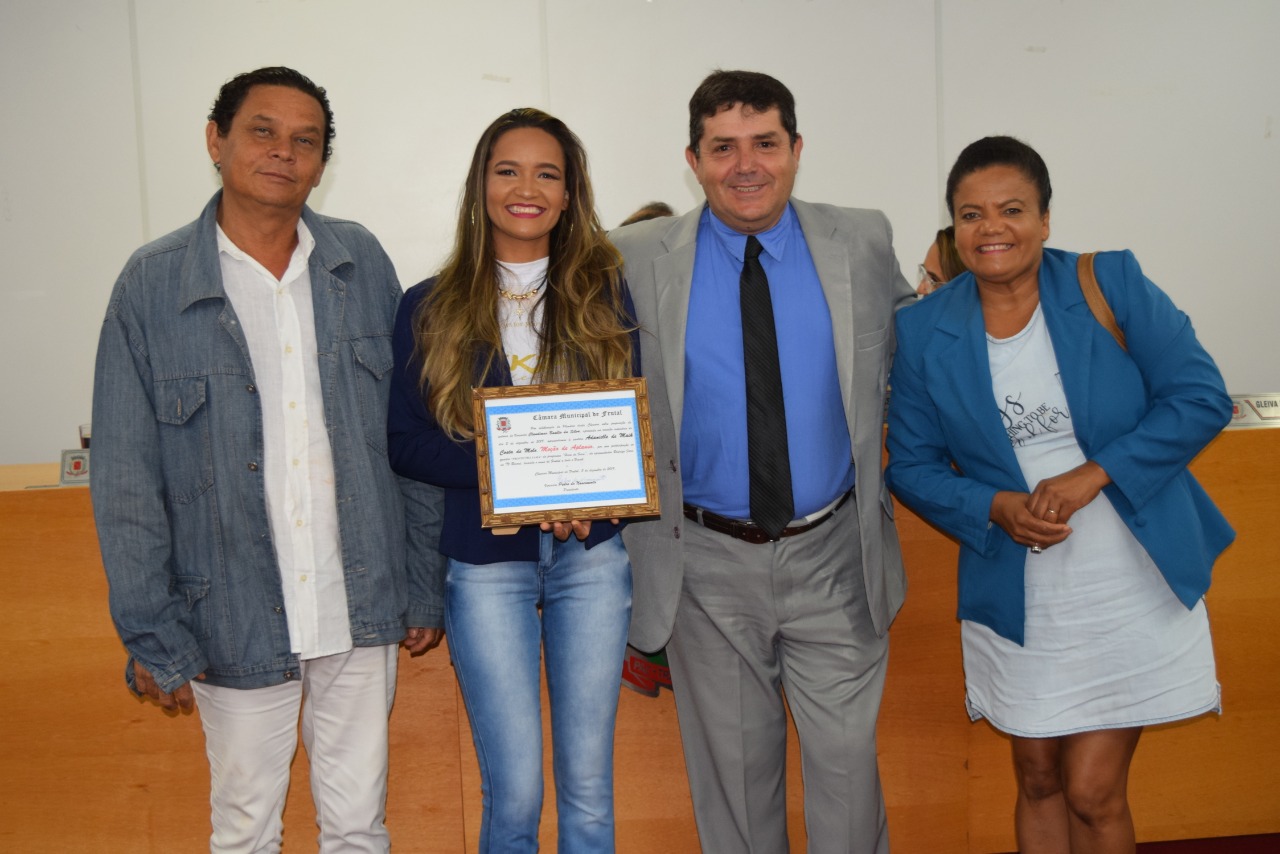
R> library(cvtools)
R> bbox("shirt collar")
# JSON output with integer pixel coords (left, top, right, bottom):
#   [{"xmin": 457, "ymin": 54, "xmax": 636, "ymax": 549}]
[
  {"xmin": 216, "ymin": 218, "xmax": 315, "ymax": 283},
  {"xmin": 704, "ymin": 202, "xmax": 796, "ymax": 263}
]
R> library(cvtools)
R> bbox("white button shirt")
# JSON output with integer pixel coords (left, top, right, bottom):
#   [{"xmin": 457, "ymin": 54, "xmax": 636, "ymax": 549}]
[{"xmin": 218, "ymin": 222, "xmax": 352, "ymax": 659}]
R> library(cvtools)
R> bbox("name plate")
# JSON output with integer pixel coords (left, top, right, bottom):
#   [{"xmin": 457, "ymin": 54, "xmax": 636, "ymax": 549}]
[
  {"xmin": 1228, "ymin": 393, "xmax": 1280, "ymax": 429},
  {"xmin": 472, "ymin": 378, "xmax": 660, "ymax": 528}
]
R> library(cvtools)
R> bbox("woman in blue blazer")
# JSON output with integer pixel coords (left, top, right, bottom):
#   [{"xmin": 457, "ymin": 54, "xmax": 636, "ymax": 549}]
[
  {"xmin": 886, "ymin": 136, "xmax": 1233, "ymax": 853},
  {"xmin": 388, "ymin": 109, "xmax": 639, "ymax": 852}
]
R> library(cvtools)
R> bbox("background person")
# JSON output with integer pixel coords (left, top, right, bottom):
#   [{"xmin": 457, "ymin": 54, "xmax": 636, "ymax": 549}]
[
  {"xmin": 91, "ymin": 66, "xmax": 445, "ymax": 853},
  {"xmin": 886, "ymin": 135, "xmax": 1233, "ymax": 853},
  {"xmin": 387, "ymin": 108, "xmax": 638, "ymax": 852},
  {"xmin": 917, "ymin": 225, "xmax": 967, "ymax": 295}
]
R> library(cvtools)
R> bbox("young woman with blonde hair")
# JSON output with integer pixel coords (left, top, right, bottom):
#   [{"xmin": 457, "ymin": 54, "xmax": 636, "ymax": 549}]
[{"xmin": 389, "ymin": 108, "xmax": 638, "ymax": 852}]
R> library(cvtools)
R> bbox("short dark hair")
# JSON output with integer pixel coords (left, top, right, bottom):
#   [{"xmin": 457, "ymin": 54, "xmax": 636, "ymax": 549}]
[
  {"xmin": 688, "ymin": 69, "xmax": 799, "ymax": 157},
  {"xmin": 208, "ymin": 67, "xmax": 335, "ymax": 162},
  {"xmin": 945, "ymin": 135, "xmax": 1051, "ymax": 217}
]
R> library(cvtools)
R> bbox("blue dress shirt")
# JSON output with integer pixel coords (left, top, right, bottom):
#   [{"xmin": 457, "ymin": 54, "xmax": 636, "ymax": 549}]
[{"xmin": 681, "ymin": 204, "xmax": 854, "ymax": 519}]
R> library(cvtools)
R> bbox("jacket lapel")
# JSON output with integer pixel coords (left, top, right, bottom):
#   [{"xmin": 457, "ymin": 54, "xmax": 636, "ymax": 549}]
[
  {"xmin": 1038, "ymin": 251, "xmax": 1096, "ymax": 449},
  {"xmin": 793, "ymin": 201, "xmax": 855, "ymax": 413},
  {"xmin": 932, "ymin": 281, "xmax": 1027, "ymax": 486},
  {"xmin": 302, "ymin": 206, "xmax": 348, "ymax": 361},
  {"xmin": 653, "ymin": 210, "xmax": 700, "ymax": 439}
]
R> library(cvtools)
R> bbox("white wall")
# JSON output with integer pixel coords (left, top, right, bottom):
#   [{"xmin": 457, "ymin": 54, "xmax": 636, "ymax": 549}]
[
  {"xmin": 939, "ymin": 0, "xmax": 1280, "ymax": 400},
  {"xmin": 1, "ymin": 0, "xmax": 1274, "ymax": 464},
  {"xmin": 1, "ymin": 0, "xmax": 144, "ymax": 465}
]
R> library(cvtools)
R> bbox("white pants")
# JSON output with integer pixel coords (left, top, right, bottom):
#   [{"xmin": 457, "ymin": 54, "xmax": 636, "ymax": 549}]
[{"xmin": 191, "ymin": 644, "xmax": 398, "ymax": 854}]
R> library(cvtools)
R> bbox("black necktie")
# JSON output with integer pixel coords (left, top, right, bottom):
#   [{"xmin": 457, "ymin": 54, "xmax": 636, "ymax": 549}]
[{"xmin": 740, "ymin": 235, "xmax": 794, "ymax": 539}]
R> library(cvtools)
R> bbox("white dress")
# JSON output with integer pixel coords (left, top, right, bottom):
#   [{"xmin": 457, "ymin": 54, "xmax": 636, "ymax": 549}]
[{"xmin": 961, "ymin": 305, "xmax": 1220, "ymax": 737}]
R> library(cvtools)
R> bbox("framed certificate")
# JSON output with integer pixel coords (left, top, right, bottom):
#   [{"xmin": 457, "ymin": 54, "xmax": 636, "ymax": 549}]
[{"xmin": 472, "ymin": 377, "xmax": 660, "ymax": 529}]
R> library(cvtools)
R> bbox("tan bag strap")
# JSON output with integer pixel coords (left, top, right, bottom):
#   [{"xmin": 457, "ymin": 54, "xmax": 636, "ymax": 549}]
[{"xmin": 1077, "ymin": 252, "xmax": 1127, "ymax": 351}]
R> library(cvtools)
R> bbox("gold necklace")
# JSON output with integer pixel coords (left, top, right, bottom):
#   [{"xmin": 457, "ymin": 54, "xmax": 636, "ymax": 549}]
[{"xmin": 498, "ymin": 280, "xmax": 546, "ymax": 318}]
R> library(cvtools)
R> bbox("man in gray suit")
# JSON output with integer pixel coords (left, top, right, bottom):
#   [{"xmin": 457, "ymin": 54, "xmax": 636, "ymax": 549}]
[{"xmin": 612, "ymin": 70, "xmax": 914, "ymax": 852}]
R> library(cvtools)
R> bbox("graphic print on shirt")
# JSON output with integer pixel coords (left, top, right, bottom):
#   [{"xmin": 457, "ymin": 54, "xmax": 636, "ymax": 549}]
[
  {"xmin": 507, "ymin": 349, "xmax": 539, "ymax": 383},
  {"xmin": 997, "ymin": 374, "xmax": 1072, "ymax": 448},
  {"xmin": 496, "ymin": 258, "xmax": 548, "ymax": 387}
]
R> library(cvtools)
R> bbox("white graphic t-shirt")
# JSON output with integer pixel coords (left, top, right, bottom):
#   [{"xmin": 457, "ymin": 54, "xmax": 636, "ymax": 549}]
[
  {"xmin": 987, "ymin": 303, "xmax": 1074, "ymax": 456},
  {"xmin": 497, "ymin": 258, "xmax": 548, "ymax": 386}
]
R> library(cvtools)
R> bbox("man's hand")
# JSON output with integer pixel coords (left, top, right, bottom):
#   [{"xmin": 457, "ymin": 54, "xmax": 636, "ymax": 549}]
[
  {"xmin": 402, "ymin": 627, "xmax": 444, "ymax": 656},
  {"xmin": 132, "ymin": 661, "xmax": 200, "ymax": 713}
]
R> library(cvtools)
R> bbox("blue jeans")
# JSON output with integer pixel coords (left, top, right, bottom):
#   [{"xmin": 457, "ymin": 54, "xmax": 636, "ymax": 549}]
[{"xmin": 446, "ymin": 531, "xmax": 632, "ymax": 853}]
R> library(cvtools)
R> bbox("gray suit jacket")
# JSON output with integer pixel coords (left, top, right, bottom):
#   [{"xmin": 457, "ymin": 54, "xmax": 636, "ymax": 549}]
[{"xmin": 612, "ymin": 199, "xmax": 915, "ymax": 653}]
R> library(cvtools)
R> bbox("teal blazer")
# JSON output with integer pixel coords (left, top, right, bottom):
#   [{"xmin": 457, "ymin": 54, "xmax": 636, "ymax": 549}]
[{"xmin": 885, "ymin": 248, "xmax": 1234, "ymax": 644}]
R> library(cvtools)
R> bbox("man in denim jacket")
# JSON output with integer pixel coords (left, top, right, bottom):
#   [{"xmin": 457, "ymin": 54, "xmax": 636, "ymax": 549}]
[{"xmin": 90, "ymin": 67, "xmax": 444, "ymax": 853}]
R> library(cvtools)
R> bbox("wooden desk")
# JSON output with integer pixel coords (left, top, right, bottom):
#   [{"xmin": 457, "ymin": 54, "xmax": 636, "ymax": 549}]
[
  {"xmin": 1, "ymin": 429, "xmax": 1275, "ymax": 852},
  {"xmin": 0, "ymin": 462, "xmax": 60, "ymax": 491}
]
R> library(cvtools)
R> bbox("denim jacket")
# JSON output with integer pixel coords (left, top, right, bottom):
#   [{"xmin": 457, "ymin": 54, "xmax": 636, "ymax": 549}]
[{"xmin": 91, "ymin": 192, "xmax": 445, "ymax": 692}]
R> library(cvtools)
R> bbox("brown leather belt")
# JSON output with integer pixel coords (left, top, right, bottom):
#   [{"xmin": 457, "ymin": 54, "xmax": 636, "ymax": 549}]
[{"xmin": 682, "ymin": 490, "xmax": 853, "ymax": 545}]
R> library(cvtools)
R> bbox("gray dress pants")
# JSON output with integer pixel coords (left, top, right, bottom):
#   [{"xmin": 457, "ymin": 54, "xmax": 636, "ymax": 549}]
[{"xmin": 667, "ymin": 496, "xmax": 890, "ymax": 853}]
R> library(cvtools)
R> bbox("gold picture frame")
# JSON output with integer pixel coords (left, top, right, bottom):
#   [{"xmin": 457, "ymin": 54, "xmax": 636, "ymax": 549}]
[{"xmin": 472, "ymin": 377, "xmax": 660, "ymax": 530}]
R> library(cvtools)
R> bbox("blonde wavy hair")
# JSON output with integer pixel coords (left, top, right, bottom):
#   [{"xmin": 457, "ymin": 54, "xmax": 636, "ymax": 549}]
[{"xmin": 413, "ymin": 108, "xmax": 634, "ymax": 440}]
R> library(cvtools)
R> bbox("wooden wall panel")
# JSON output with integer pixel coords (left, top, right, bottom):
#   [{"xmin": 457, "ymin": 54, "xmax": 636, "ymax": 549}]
[
  {"xmin": 0, "ymin": 486, "xmax": 466, "ymax": 853},
  {"xmin": 880, "ymin": 513, "xmax": 970, "ymax": 852},
  {"xmin": 963, "ymin": 429, "xmax": 1280, "ymax": 853},
  {"xmin": 1, "ymin": 427, "xmax": 1275, "ymax": 852}
]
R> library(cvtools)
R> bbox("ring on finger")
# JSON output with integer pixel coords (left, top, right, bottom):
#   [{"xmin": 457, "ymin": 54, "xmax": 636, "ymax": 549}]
[{"xmin": 1030, "ymin": 543, "xmax": 1043, "ymax": 554}]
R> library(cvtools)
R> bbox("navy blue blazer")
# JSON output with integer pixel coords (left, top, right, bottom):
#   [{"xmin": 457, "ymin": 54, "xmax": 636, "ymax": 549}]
[
  {"xmin": 387, "ymin": 276, "xmax": 640, "ymax": 565},
  {"xmin": 885, "ymin": 248, "xmax": 1234, "ymax": 644}
]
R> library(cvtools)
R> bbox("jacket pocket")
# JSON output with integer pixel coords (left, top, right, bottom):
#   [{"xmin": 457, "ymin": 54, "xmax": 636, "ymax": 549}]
[
  {"xmin": 350, "ymin": 335, "xmax": 394, "ymax": 454},
  {"xmin": 856, "ymin": 325, "xmax": 892, "ymax": 415},
  {"xmin": 855, "ymin": 324, "xmax": 889, "ymax": 352},
  {"xmin": 153, "ymin": 377, "xmax": 214, "ymax": 504},
  {"xmin": 169, "ymin": 574, "xmax": 211, "ymax": 642},
  {"xmin": 880, "ymin": 484, "xmax": 896, "ymax": 520}
]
